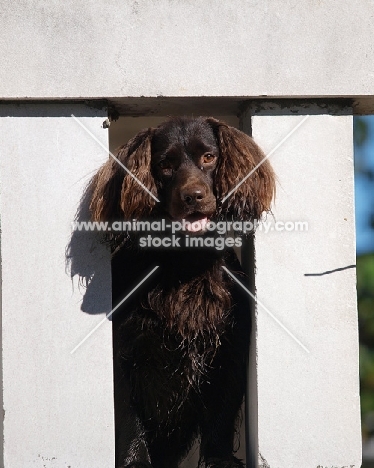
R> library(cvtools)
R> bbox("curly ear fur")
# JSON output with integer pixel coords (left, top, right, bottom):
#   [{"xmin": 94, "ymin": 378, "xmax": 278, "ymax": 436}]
[
  {"xmin": 207, "ymin": 118, "xmax": 275, "ymax": 221},
  {"xmin": 89, "ymin": 128, "xmax": 157, "ymax": 221}
]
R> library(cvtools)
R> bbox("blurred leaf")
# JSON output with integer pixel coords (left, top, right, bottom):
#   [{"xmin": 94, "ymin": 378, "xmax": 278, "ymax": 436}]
[{"xmin": 355, "ymin": 117, "xmax": 369, "ymax": 147}]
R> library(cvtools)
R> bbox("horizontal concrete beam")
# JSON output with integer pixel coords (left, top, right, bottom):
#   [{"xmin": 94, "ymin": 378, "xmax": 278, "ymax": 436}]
[{"xmin": 0, "ymin": 1, "xmax": 373, "ymax": 111}]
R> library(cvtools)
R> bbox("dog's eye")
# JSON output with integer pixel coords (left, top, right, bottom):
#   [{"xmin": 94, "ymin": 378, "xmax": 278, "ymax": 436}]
[{"xmin": 202, "ymin": 153, "xmax": 216, "ymax": 164}]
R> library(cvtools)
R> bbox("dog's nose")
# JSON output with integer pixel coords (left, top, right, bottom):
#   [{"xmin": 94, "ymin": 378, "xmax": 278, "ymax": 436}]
[{"xmin": 182, "ymin": 189, "xmax": 205, "ymax": 205}]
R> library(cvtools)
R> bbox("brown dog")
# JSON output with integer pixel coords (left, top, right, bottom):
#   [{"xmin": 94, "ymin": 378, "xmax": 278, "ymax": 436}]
[{"xmin": 89, "ymin": 117, "xmax": 275, "ymax": 468}]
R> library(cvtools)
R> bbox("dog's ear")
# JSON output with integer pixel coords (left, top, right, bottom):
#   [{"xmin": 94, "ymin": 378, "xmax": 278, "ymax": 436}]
[
  {"xmin": 89, "ymin": 128, "xmax": 157, "ymax": 221},
  {"xmin": 206, "ymin": 118, "xmax": 275, "ymax": 221}
]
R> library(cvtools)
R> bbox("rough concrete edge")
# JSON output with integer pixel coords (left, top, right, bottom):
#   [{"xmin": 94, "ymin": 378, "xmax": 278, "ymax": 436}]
[
  {"xmin": 238, "ymin": 114, "xmax": 259, "ymax": 468},
  {"xmin": 316, "ymin": 465, "xmax": 357, "ymax": 468},
  {"xmin": 0, "ymin": 97, "xmax": 358, "ymax": 117},
  {"xmin": 0, "ymin": 100, "xmax": 108, "ymax": 118},
  {"xmin": 0, "ymin": 171, "xmax": 4, "ymax": 468},
  {"xmin": 258, "ymin": 453, "xmax": 270, "ymax": 468},
  {"xmin": 245, "ymin": 99, "xmax": 353, "ymax": 116}
]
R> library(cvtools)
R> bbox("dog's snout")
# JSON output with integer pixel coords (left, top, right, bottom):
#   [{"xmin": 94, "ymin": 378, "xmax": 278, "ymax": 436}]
[{"xmin": 182, "ymin": 189, "xmax": 205, "ymax": 205}]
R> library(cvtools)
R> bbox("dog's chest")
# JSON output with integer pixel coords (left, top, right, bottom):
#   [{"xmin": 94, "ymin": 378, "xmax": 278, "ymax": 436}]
[{"xmin": 118, "ymin": 311, "xmax": 223, "ymax": 424}]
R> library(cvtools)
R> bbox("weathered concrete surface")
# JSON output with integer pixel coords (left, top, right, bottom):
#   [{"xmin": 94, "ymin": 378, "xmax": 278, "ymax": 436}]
[
  {"xmin": 0, "ymin": 1, "xmax": 373, "ymax": 111},
  {"xmin": 251, "ymin": 106, "xmax": 361, "ymax": 468},
  {"xmin": 0, "ymin": 103, "xmax": 114, "ymax": 467}
]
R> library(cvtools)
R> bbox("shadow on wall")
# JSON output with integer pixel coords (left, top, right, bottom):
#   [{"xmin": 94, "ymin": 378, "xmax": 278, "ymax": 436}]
[{"xmin": 65, "ymin": 182, "xmax": 111, "ymax": 315}]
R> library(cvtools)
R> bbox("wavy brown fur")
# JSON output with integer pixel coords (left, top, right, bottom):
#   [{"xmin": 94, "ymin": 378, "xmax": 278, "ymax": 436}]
[
  {"xmin": 207, "ymin": 118, "xmax": 275, "ymax": 220},
  {"xmin": 147, "ymin": 260, "xmax": 231, "ymax": 341},
  {"xmin": 90, "ymin": 129, "xmax": 158, "ymax": 221}
]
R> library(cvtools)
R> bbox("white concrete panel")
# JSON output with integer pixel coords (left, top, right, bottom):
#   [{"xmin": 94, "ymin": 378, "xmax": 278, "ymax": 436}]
[
  {"xmin": 0, "ymin": 104, "xmax": 114, "ymax": 467},
  {"xmin": 251, "ymin": 110, "xmax": 361, "ymax": 467},
  {"xmin": 0, "ymin": 1, "xmax": 373, "ymax": 101}
]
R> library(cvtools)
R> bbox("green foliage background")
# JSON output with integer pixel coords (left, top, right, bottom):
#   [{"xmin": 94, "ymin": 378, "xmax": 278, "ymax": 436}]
[
  {"xmin": 358, "ymin": 253, "xmax": 374, "ymax": 438},
  {"xmin": 355, "ymin": 116, "xmax": 374, "ymax": 456}
]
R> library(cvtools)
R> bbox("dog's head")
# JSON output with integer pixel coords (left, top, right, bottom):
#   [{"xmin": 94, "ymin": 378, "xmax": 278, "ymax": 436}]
[{"xmin": 90, "ymin": 116, "xmax": 275, "ymax": 234}]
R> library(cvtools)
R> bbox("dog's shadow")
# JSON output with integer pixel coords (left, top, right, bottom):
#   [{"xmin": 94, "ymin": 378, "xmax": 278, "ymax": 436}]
[{"xmin": 66, "ymin": 184, "xmax": 112, "ymax": 316}]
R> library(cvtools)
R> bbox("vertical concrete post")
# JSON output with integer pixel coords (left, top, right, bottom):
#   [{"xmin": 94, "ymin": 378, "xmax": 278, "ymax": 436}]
[
  {"xmin": 241, "ymin": 103, "xmax": 361, "ymax": 468},
  {"xmin": 0, "ymin": 103, "xmax": 114, "ymax": 467}
]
